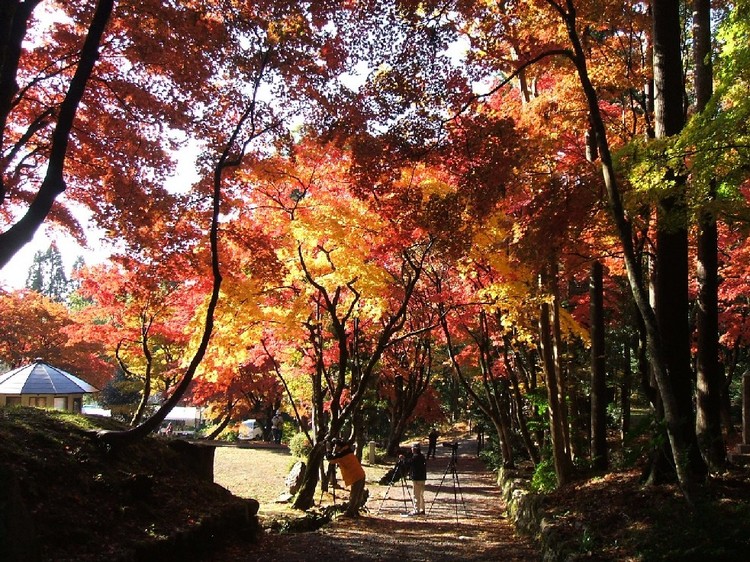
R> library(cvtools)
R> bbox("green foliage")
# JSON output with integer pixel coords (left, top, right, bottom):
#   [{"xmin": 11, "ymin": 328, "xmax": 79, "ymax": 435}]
[
  {"xmin": 478, "ymin": 443, "xmax": 503, "ymax": 471},
  {"xmin": 614, "ymin": 1, "xmax": 750, "ymax": 225},
  {"xmin": 606, "ymin": 401, "xmax": 622, "ymax": 429},
  {"xmin": 618, "ymin": 137, "xmax": 687, "ymax": 201},
  {"xmin": 525, "ymin": 388, "xmax": 549, "ymax": 411},
  {"xmin": 525, "ymin": 389, "xmax": 549, "ymax": 435},
  {"xmin": 715, "ymin": 0, "xmax": 750, "ymax": 99},
  {"xmin": 676, "ymin": 0, "xmax": 750, "ymax": 211},
  {"xmin": 98, "ymin": 369, "xmax": 141, "ymax": 408},
  {"xmin": 530, "ymin": 458, "xmax": 557, "ymax": 492},
  {"xmin": 288, "ymin": 432, "xmax": 312, "ymax": 459},
  {"xmin": 25, "ymin": 244, "xmax": 70, "ymax": 302}
]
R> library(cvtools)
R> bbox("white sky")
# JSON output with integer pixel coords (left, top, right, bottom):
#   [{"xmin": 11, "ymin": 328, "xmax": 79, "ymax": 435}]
[{"xmin": 0, "ymin": 226, "xmax": 106, "ymax": 290}]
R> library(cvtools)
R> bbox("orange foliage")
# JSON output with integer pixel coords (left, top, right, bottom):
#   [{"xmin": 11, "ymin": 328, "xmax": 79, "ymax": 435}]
[{"xmin": 0, "ymin": 289, "xmax": 109, "ymax": 388}]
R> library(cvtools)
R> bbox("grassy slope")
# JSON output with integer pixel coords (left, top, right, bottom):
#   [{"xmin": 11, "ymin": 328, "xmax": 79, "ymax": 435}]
[{"xmin": 0, "ymin": 407, "xmax": 256, "ymax": 562}]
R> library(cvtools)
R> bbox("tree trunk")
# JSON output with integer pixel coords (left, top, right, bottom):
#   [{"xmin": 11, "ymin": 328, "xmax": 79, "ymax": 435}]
[
  {"xmin": 621, "ymin": 339, "xmax": 632, "ymax": 441},
  {"xmin": 386, "ymin": 415, "xmax": 410, "ymax": 456},
  {"xmin": 0, "ymin": 0, "xmax": 116, "ymax": 267},
  {"xmin": 439, "ymin": 307, "xmax": 516, "ymax": 468},
  {"xmin": 539, "ymin": 287, "xmax": 573, "ymax": 485},
  {"xmin": 205, "ymin": 403, "xmax": 236, "ymax": 440},
  {"xmin": 383, "ymin": 340, "xmax": 433, "ymax": 456},
  {"xmin": 590, "ymin": 261, "xmax": 608, "ymax": 470},
  {"xmin": 550, "ymin": 266, "xmax": 572, "ymax": 459},
  {"xmin": 293, "ymin": 441, "xmax": 326, "ymax": 510},
  {"xmin": 95, "ymin": 93, "xmax": 246, "ymax": 449},
  {"xmin": 721, "ymin": 347, "xmax": 739, "ymax": 437},
  {"xmin": 653, "ymin": 0, "xmax": 707, "ymax": 481},
  {"xmin": 494, "ymin": 387, "xmax": 516, "ymax": 466},
  {"xmin": 503, "ymin": 340, "xmax": 541, "ymax": 464},
  {"xmin": 693, "ymin": 0, "xmax": 726, "ymax": 471}
]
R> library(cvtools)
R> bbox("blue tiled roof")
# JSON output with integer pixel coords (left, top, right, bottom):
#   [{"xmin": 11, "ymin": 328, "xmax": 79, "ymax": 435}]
[{"xmin": 0, "ymin": 359, "xmax": 98, "ymax": 395}]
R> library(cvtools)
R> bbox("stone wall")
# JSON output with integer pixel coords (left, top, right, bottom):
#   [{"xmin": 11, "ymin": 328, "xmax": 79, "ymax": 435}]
[{"xmin": 498, "ymin": 467, "xmax": 571, "ymax": 562}]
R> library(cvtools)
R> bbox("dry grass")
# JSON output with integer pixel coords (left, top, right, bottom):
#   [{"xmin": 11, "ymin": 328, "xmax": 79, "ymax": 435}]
[{"xmin": 213, "ymin": 446, "xmax": 296, "ymax": 514}]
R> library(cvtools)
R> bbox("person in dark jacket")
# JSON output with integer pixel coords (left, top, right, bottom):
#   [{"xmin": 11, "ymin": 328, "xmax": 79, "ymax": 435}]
[
  {"xmin": 399, "ymin": 442, "xmax": 427, "ymax": 515},
  {"xmin": 326, "ymin": 439, "xmax": 366, "ymax": 517}
]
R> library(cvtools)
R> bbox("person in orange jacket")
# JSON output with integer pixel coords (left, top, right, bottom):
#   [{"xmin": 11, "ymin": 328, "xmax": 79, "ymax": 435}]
[{"xmin": 326, "ymin": 438, "xmax": 366, "ymax": 517}]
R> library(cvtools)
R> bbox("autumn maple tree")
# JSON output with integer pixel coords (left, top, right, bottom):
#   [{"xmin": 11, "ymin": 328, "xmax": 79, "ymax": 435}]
[
  {"xmin": 189, "ymin": 343, "xmax": 285, "ymax": 440},
  {"xmin": 1, "ymin": 0, "xmax": 376, "ymax": 446},
  {"xmin": 203, "ymin": 138, "xmax": 438, "ymax": 509},
  {"xmin": 73, "ymin": 255, "xmax": 202, "ymax": 424},
  {"xmin": 0, "ymin": 288, "xmax": 109, "ymax": 387}
]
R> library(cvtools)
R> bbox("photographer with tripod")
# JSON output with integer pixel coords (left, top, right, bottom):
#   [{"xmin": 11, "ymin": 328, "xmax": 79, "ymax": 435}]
[
  {"xmin": 325, "ymin": 438, "xmax": 366, "ymax": 518},
  {"xmin": 428, "ymin": 441, "xmax": 467, "ymax": 522},
  {"xmin": 398, "ymin": 443, "xmax": 427, "ymax": 516}
]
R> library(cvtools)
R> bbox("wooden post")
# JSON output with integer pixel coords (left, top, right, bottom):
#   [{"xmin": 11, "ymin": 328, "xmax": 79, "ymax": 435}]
[{"xmin": 729, "ymin": 372, "xmax": 750, "ymax": 462}]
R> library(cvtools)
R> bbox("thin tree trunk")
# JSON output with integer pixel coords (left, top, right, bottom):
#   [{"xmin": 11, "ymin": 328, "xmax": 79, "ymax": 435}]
[
  {"xmin": 96, "ymin": 84, "xmax": 261, "ymax": 448},
  {"xmin": 539, "ymin": 273, "xmax": 572, "ymax": 485},
  {"xmin": 503, "ymin": 338, "xmax": 541, "ymax": 464},
  {"xmin": 439, "ymin": 307, "xmax": 515, "ymax": 468},
  {"xmin": 550, "ymin": 265, "xmax": 572, "ymax": 459},
  {"xmin": 386, "ymin": 415, "xmax": 410, "ymax": 456},
  {"xmin": 590, "ymin": 261, "xmax": 608, "ymax": 470},
  {"xmin": 621, "ymin": 339, "xmax": 632, "ymax": 442},
  {"xmin": 131, "ymin": 322, "xmax": 154, "ymax": 426},
  {"xmin": 721, "ymin": 344, "xmax": 740, "ymax": 437},
  {"xmin": 205, "ymin": 401, "xmax": 237, "ymax": 440}
]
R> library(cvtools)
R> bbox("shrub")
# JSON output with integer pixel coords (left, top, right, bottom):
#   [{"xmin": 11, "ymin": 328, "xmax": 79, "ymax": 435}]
[
  {"xmin": 218, "ymin": 429, "xmax": 238, "ymax": 442},
  {"xmin": 478, "ymin": 443, "xmax": 502, "ymax": 471},
  {"xmin": 288, "ymin": 432, "xmax": 313, "ymax": 459},
  {"xmin": 530, "ymin": 458, "xmax": 557, "ymax": 492}
]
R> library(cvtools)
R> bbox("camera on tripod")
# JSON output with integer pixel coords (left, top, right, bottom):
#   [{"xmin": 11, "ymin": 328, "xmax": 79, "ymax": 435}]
[
  {"xmin": 392, "ymin": 457, "xmax": 407, "ymax": 479},
  {"xmin": 442, "ymin": 441, "xmax": 459, "ymax": 451}
]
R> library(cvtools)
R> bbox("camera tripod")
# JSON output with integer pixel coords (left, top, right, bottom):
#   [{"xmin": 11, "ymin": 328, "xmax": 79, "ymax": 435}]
[
  {"xmin": 375, "ymin": 460, "xmax": 413, "ymax": 516},
  {"xmin": 427, "ymin": 444, "xmax": 468, "ymax": 522},
  {"xmin": 319, "ymin": 461, "xmax": 338, "ymax": 507}
]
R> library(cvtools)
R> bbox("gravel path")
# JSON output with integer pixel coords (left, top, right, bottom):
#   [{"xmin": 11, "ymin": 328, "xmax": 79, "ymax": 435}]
[{"xmin": 205, "ymin": 439, "xmax": 540, "ymax": 561}]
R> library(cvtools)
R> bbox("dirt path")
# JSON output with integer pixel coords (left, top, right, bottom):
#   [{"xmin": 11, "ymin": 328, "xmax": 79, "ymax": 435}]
[{"xmin": 207, "ymin": 439, "xmax": 540, "ymax": 561}]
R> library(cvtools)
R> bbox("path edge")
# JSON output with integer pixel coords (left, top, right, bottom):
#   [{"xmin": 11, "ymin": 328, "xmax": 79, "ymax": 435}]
[{"xmin": 499, "ymin": 467, "xmax": 573, "ymax": 562}]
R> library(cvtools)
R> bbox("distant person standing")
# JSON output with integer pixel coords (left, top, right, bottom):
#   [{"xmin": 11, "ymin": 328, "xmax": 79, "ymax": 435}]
[
  {"xmin": 476, "ymin": 421, "xmax": 485, "ymax": 455},
  {"xmin": 427, "ymin": 427, "xmax": 439, "ymax": 459},
  {"xmin": 399, "ymin": 443, "xmax": 427, "ymax": 515},
  {"xmin": 271, "ymin": 410, "xmax": 283, "ymax": 444}
]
